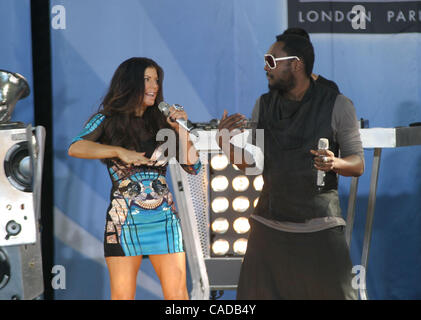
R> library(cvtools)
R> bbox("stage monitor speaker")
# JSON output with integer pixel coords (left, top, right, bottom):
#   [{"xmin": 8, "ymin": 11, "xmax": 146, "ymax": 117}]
[
  {"xmin": 0, "ymin": 124, "xmax": 45, "ymax": 246},
  {"xmin": 0, "ymin": 70, "xmax": 45, "ymax": 247},
  {"xmin": 0, "ymin": 236, "xmax": 43, "ymax": 300},
  {"xmin": 0, "ymin": 70, "xmax": 45, "ymax": 299}
]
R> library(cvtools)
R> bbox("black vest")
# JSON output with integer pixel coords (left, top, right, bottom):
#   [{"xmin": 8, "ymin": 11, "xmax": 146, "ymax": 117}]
[{"xmin": 254, "ymin": 80, "xmax": 341, "ymax": 223}]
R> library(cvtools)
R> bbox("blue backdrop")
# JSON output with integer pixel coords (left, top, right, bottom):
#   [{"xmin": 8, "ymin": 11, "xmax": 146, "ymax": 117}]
[
  {"xmin": 0, "ymin": 0, "xmax": 33, "ymax": 124},
  {"xmin": 2, "ymin": 0, "xmax": 421, "ymax": 299}
]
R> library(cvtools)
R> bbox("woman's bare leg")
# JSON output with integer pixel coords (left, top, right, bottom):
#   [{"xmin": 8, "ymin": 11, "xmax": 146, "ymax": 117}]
[
  {"xmin": 105, "ymin": 255, "xmax": 143, "ymax": 300},
  {"xmin": 149, "ymin": 252, "xmax": 189, "ymax": 300}
]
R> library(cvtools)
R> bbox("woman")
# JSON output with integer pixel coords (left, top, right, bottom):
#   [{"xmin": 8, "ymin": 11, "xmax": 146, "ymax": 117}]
[{"xmin": 68, "ymin": 57, "xmax": 201, "ymax": 300}]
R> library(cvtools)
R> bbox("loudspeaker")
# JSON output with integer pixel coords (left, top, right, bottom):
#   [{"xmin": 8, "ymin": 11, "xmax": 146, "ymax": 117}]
[
  {"xmin": 0, "ymin": 70, "xmax": 45, "ymax": 299},
  {"xmin": 0, "ymin": 124, "xmax": 45, "ymax": 246},
  {"xmin": 0, "ymin": 70, "xmax": 45, "ymax": 246},
  {"xmin": 0, "ymin": 235, "xmax": 43, "ymax": 300}
]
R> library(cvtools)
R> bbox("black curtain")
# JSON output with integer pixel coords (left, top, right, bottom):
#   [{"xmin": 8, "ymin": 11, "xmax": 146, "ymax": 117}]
[{"xmin": 30, "ymin": 0, "xmax": 54, "ymax": 300}]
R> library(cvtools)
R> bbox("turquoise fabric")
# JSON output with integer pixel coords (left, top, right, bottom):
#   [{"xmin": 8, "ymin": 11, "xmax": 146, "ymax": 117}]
[{"xmin": 72, "ymin": 113, "xmax": 200, "ymax": 257}]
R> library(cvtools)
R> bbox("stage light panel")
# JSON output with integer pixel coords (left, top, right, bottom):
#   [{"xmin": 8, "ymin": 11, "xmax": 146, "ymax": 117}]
[
  {"xmin": 210, "ymin": 154, "xmax": 229, "ymax": 171},
  {"xmin": 211, "ymin": 175, "xmax": 229, "ymax": 192},
  {"xmin": 212, "ymin": 239, "xmax": 230, "ymax": 256},
  {"xmin": 233, "ymin": 238, "xmax": 248, "ymax": 255},
  {"xmin": 232, "ymin": 175, "xmax": 249, "ymax": 192},
  {"xmin": 253, "ymin": 175, "xmax": 264, "ymax": 191},
  {"xmin": 211, "ymin": 218, "xmax": 229, "ymax": 234},
  {"xmin": 233, "ymin": 217, "xmax": 250, "ymax": 234},
  {"xmin": 253, "ymin": 197, "xmax": 259, "ymax": 208},
  {"xmin": 232, "ymin": 196, "xmax": 250, "ymax": 213},
  {"xmin": 211, "ymin": 197, "xmax": 229, "ymax": 213},
  {"xmin": 208, "ymin": 153, "xmax": 261, "ymax": 257}
]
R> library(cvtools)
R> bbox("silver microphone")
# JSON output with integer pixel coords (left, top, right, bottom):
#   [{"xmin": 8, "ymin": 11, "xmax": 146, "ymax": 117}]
[
  {"xmin": 316, "ymin": 138, "xmax": 329, "ymax": 188},
  {"xmin": 158, "ymin": 101, "xmax": 193, "ymax": 132}
]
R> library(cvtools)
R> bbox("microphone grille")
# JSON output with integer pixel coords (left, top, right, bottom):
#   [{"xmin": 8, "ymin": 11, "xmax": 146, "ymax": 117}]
[
  {"xmin": 158, "ymin": 101, "xmax": 170, "ymax": 116},
  {"xmin": 318, "ymin": 138, "xmax": 329, "ymax": 150}
]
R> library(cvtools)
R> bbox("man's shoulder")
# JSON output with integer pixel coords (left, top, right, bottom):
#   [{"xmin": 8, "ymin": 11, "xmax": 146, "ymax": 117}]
[
  {"xmin": 259, "ymin": 91, "xmax": 277, "ymax": 107},
  {"xmin": 332, "ymin": 94, "xmax": 358, "ymax": 125},
  {"xmin": 259, "ymin": 91, "xmax": 271, "ymax": 101},
  {"xmin": 316, "ymin": 75, "xmax": 340, "ymax": 93},
  {"xmin": 334, "ymin": 94, "xmax": 354, "ymax": 110}
]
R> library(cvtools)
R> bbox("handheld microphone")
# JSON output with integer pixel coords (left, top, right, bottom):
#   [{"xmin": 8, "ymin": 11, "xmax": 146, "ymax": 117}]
[
  {"xmin": 316, "ymin": 138, "xmax": 329, "ymax": 188},
  {"xmin": 158, "ymin": 101, "xmax": 193, "ymax": 132}
]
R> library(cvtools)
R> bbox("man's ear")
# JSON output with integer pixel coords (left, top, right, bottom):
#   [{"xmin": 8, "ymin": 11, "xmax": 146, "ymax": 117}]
[{"xmin": 293, "ymin": 59, "xmax": 304, "ymax": 73}]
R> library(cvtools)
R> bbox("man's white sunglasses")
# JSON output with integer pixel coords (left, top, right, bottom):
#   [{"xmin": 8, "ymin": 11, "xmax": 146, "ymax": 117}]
[{"xmin": 264, "ymin": 54, "xmax": 300, "ymax": 69}]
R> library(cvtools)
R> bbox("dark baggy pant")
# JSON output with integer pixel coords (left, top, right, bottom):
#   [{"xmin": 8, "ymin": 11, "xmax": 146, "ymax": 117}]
[{"xmin": 236, "ymin": 219, "xmax": 358, "ymax": 300}]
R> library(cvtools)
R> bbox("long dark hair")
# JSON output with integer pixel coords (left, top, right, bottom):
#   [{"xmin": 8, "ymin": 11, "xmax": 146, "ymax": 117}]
[{"xmin": 98, "ymin": 57, "xmax": 170, "ymax": 152}]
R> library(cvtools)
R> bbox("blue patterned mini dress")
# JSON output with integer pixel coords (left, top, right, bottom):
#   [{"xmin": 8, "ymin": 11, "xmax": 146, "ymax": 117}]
[{"xmin": 71, "ymin": 113, "xmax": 201, "ymax": 257}]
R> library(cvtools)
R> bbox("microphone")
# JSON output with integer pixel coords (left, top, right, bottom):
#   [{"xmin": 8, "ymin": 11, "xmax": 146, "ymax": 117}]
[
  {"xmin": 158, "ymin": 101, "xmax": 193, "ymax": 132},
  {"xmin": 316, "ymin": 138, "xmax": 329, "ymax": 188}
]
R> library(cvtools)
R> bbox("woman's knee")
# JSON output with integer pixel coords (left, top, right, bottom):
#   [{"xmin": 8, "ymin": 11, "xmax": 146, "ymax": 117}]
[
  {"xmin": 110, "ymin": 289, "xmax": 136, "ymax": 300},
  {"xmin": 162, "ymin": 267, "xmax": 188, "ymax": 299},
  {"xmin": 163, "ymin": 286, "xmax": 188, "ymax": 300}
]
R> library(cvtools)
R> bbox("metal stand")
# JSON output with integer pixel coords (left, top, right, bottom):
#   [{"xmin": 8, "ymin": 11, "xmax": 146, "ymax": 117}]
[
  {"xmin": 345, "ymin": 177, "xmax": 359, "ymax": 247},
  {"xmin": 345, "ymin": 126, "xmax": 421, "ymax": 300},
  {"xmin": 169, "ymin": 153, "xmax": 211, "ymax": 300}
]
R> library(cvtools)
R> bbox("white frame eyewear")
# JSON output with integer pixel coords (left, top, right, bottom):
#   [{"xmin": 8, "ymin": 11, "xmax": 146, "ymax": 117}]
[{"xmin": 264, "ymin": 54, "xmax": 300, "ymax": 69}]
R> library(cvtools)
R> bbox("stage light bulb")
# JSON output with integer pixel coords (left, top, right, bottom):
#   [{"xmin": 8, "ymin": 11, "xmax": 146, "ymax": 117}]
[
  {"xmin": 233, "ymin": 217, "xmax": 250, "ymax": 234},
  {"xmin": 232, "ymin": 175, "xmax": 249, "ymax": 192},
  {"xmin": 232, "ymin": 196, "xmax": 250, "ymax": 213},
  {"xmin": 211, "ymin": 175, "xmax": 229, "ymax": 192},
  {"xmin": 211, "ymin": 218, "xmax": 229, "ymax": 234},
  {"xmin": 253, "ymin": 175, "xmax": 264, "ymax": 191},
  {"xmin": 212, "ymin": 239, "xmax": 229, "ymax": 256},
  {"xmin": 233, "ymin": 238, "xmax": 248, "ymax": 255},
  {"xmin": 211, "ymin": 154, "xmax": 229, "ymax": 171},
  {"xmin": 211, "ymin": 197, "xmax": 229, "ymax": 213},
  {"xmin": 253, "ymin": 197, "xmax": 259, "ymax": 208}
]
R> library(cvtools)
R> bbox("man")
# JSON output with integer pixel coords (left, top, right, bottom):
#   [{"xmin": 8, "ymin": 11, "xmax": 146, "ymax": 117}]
[
  {"xmin": 249, "ymin": 28, "xmax": 340, "ymax": 124},
  {"xmin": 217, "ymin": 34, "xmax": 364, "ymax": 299},
  {"xmin": 281, "ymin": 27, "xmax": 340, "ymax": 92}
]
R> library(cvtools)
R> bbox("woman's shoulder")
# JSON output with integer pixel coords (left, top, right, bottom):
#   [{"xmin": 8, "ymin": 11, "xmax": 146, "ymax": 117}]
[
  {"xmin": 87, "ymin": 111, "xmax": 107, "ymax": 121},
  {"xmin": 83, "ymin": 112, "xmax": 108, "ymax": 129}
]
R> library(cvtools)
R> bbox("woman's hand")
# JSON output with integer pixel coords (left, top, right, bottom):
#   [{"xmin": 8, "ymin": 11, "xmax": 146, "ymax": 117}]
[
  {"xmin": 310, "ymin": 148, "xmax": 336, "ymax": 172},
  {"xmin": 166, "ymin": 105, "xmax": 189, "ymax": 132},
  {"xmin": 116, "ymin": 148, "xmax": 154, "ymax": 166}
]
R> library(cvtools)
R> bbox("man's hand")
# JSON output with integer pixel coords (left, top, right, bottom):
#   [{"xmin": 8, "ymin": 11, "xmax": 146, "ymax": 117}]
[
  {"xmin": 310, "ymin": 148, "xmax": 336, "ymax": 172},
  {"xmin": 218, "ymin": 110, "xmax": 247, "ymax": 133},
  {"xmin": 310, "ymin": 149, "xmax": 364, "ymax": 177},
  {"xmin": 216, "ymin": 110, "xmax": 247, "ymax": 147}
]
